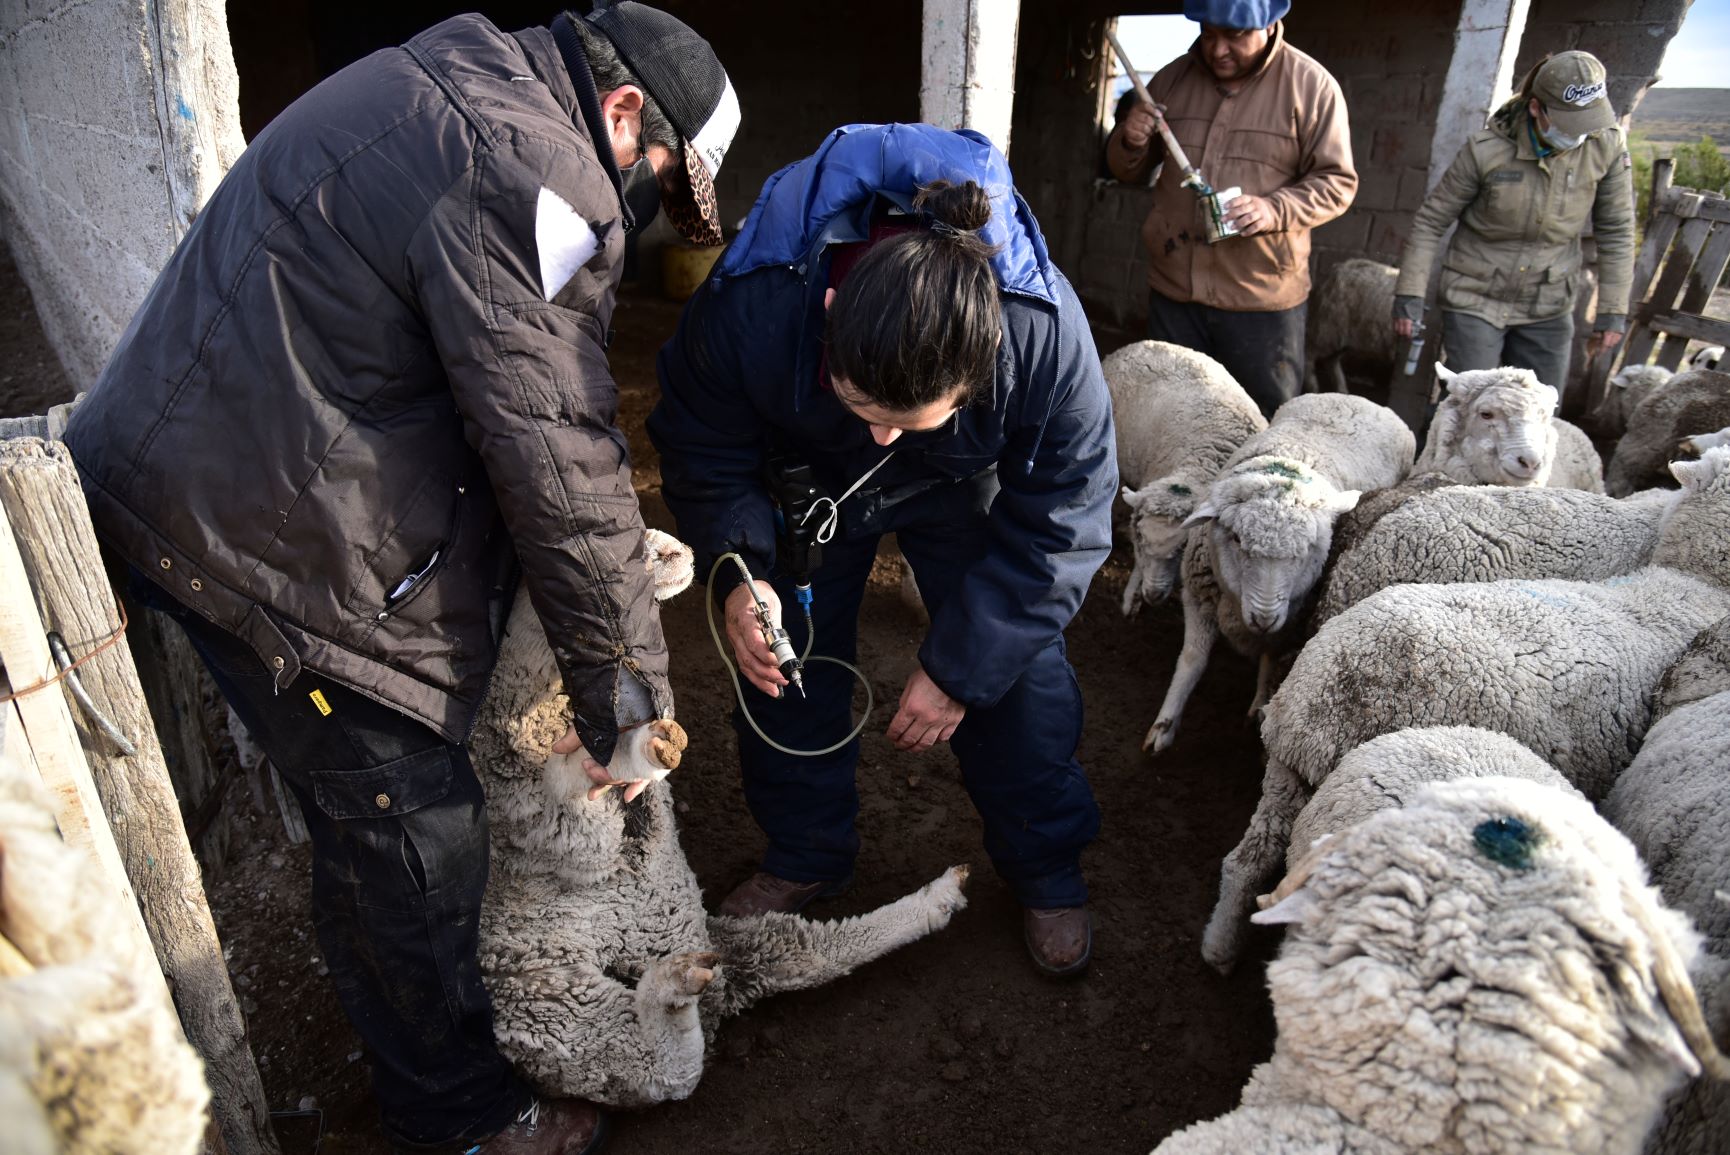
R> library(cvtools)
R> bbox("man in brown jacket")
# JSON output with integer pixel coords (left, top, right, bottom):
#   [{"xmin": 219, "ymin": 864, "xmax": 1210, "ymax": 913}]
[
  {"xmin": 1106, "ymin": 0, "xmax": 1356, "ymax": 415},
  {"xmin": 64, "ymin": 5, "xmax": 737, "ymax": 1152}
]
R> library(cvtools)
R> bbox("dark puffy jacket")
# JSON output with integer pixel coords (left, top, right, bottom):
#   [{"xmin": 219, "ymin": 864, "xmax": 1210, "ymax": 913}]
[
  {"xmin": 64, "ymin": 15, "xmax": 669, "ymax": 764},
  {"xmin": 648, "ymin": 123, "xmax": 1116, "ymax": 707}
]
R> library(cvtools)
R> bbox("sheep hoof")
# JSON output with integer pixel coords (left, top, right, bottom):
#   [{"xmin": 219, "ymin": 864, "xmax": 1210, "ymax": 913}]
[
  {"xmin": 1143, "ymin": 720, "xmax": 1174, "ymax": 754},
  {"xmin": 666, "ymin": 951, "xmax": 721, "ymax": 996},
  {"xmin": 648, "ymin": 719, "xmax": 689, "ymax": 770}
]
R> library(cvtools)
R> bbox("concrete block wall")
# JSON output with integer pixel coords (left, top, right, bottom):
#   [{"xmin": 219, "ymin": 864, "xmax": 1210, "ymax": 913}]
[
  {"xmin": 1514, "ymin": 0, "xmax": 1691, "ymax": 119},
  {"xmin": 0, "ymin": 0, "xmax": 243, "ymax": 389}
]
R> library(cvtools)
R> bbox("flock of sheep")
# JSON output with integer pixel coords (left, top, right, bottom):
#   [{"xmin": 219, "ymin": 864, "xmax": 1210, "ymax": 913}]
[
  {"xmin": 1110, "ymin": 297, "xmax": 1730, "ymax": 1152},
  {"xmin": 7, "ymin": 262, "xmax": 1730, "ymax": 1152}
]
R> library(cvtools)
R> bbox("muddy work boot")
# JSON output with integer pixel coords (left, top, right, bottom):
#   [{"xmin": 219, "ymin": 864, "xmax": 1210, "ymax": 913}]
[
  {"xmin": 716, "ymin": 871, "xmax": 851, "ymax": 917},
  {"xmin": 466, "ymin": 1098, "xmax": 608, "ymax": 1154},
  {"xmin": 1023, "ymin": 906, "xmax": 1091, "ymax": 977}
]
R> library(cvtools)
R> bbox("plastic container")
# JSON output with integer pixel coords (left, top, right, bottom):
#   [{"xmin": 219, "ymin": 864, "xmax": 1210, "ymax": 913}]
[{"xmin": 663, "ymin": 242, "xmax": 725, "ymax": 301}]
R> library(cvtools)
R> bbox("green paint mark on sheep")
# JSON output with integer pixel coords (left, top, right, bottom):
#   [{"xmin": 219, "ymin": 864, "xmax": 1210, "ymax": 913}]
[
  {"xmin": 1168, "ymin": 483, "xmax": 1191, "ymax": 496},
  {"xmin": 1259, "ymin": 461, "xmax": 1305, "ymax": 480},
  {"xmin": 1473, "ymin": 816, "xmax": 1543, "ymax": 870}
]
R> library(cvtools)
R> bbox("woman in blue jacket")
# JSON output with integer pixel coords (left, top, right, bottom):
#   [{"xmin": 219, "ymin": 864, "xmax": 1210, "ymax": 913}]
[{"xmin": 648, "ymin": 123, "xmax": 1116, "ymax": 975}]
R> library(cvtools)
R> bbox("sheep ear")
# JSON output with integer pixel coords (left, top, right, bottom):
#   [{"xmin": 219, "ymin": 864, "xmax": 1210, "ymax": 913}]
[
  {"xmin": 1670, "ymin": 456, "xmax": 1715, "ymax": 491},
  {"xmin": 1323, "ymin": 488, "xmax": 1362, "ymax": 515},
  {"xmin": 1250, "ymin": 887, "xmax": 1321, "ymax": 927},
  {"xmin": 1121, "ymin": 484, "xmax": 1146, "ymax": 509},
  {"xmin": 1182, "ymin": 497, "xmax": 1218, "ymax": 528}
]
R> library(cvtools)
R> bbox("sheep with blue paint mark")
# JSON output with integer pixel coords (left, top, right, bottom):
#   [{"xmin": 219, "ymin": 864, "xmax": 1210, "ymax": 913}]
[{"xmin": 1153, "ymin": 777, "xmax": 1730, "ymax": 1155}]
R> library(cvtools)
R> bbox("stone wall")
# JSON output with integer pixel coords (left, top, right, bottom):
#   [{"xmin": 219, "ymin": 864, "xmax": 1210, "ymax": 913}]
[
  {"xmin": 0, "ymin": 0, "xmax": 244, "ymax": 389},
  {"xmin": 1514, "ymin": 0, "xmax": 1692, "ymax": 120}
]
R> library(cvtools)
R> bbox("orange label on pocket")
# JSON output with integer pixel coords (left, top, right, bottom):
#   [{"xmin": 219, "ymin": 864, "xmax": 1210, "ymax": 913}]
[{"xmin": 309, "ymin": 689, "xmax": 332, "ymax": 716}]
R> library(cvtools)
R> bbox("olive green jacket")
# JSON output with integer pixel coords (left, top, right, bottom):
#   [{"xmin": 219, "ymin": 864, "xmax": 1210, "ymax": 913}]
[{"xmin": 1396, "ymin": 99, "xmax": 1635, "ymax": 327}]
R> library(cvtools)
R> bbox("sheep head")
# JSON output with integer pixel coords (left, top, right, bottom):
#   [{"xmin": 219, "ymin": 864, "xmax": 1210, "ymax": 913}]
[
  {"xmin": 1595, "ymin": 363, "xmax": 1674, "ymax": 431},
  {"xmin": 1419, "ymin": 366, "xmax": 1560, "ymax": 486},
  {"xmin": 1654, "ymin": 446, "xmax": 1730, "ymax": 586},
  {"xmin": 1253, "ymin": 777, "xmax": 1729, "ymax": 1153},
  {"xmin": 1690, "ymin": 345, "xmax": 1725, "ymax": 372},
  {"xmin": 1185, "ymin": 457, "xmax": 1359, "ymax": 635},
  {"xmin": 1120, "ymin": 477, "xmax": 1199, "ymax": 612}
]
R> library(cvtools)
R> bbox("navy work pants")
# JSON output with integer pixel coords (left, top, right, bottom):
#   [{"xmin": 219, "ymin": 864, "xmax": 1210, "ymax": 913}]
[
  {"xmin": 735, "ymin": 482, "xmax": 1100, "ymax": 910},
  {"xmin": 134, "ymin": 576, "xmax": 526, "ymax": 1152},
  {"xmin": 1147, "ymin": 287, "xmax": 1307, "ymax": 418}
]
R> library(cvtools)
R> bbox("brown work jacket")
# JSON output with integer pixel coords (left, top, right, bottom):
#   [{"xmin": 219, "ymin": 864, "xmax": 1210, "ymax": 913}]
[{"xmin": 1106, "ymin": 23, "xmax": 1357, "ymax": 313}]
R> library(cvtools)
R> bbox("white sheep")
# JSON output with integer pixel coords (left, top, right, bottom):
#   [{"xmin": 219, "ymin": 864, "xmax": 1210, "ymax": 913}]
[
  {"xmin": 1105, "ymin": 341, "xmax": 1267, "ymax": 613},
  {"xmin": 1654, "ymin": 612, "xmax": 1730, "ymax": 721},
  {"xmin": 1285, "ymin": 726, "xmax": 1582, "ymax": 875},
  {"xmin": 1201, "ymin": 446, "xmax": 1730, "ymax": 971},
  {"xmin": 1691, "ymin": 345, "xmax": 1725, "ymax": 372},
  {"xmin": 1608, "ymin": 369, "xmax": 1730, "ymax": 496},
  {"xmin": 1144, "ymin": 393, "xmax": 1414, "ymax": 752},
  {"xmin": 469, "ymin": 579, "xmax": 968, "ymax": 1107},
  {"xmin": 0, "ymin": 734, "xmax": 209, "ymax": 1154},
  {"xmin": 1603, "ymin": 690, "xmax": 1730, "ymax": 1155},
  {"xmin": 1305, "ymin": 258, "xmax": 1397, "ymax": 395},
  {"xmin": 1153, "ymin": 777, "xmax": 1730, "ymax": 1155},
  {"xmin": 1680, "ymin": 425, "xmax": 1730, "ymax": 458},
  {"xmin": 1417, "ymin": 364, "xmax": 1604, "ymax": 491},
  {"xmin": 1313, "ymin": 482, "xmax": 1681, "ymax": 626}
]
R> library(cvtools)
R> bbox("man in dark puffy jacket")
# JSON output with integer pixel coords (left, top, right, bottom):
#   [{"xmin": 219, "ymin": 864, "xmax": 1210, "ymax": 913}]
[
  {"xmin": 649, "ymin": 123, "xmax": 1115, "ymax": 978},
  {"xmin": 63, "ymin": 5, "xmax": 738, "ymax": 1151}
]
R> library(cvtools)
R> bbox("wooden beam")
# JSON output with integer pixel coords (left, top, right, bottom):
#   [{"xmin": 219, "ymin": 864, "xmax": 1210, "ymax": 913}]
[
  {"xmin": 1648, "ymin": 312, "xmax": 1730, "ymax": 347},
  {"xmin": 0, "ymin": 439, "xmax": 279, "ymax": 1155}
]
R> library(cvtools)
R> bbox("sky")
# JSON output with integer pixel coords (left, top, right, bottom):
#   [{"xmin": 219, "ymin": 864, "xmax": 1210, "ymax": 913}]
[{"xmin": 1108, "ymin": 0, "xmax": 1730, "ymax": 100}]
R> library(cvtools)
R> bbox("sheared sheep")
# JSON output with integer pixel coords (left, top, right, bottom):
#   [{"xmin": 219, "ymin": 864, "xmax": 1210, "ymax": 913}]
[
  {"xmin": 1200, "ymin": 447, "xmax": 1730, "ymax": 972},
  {"xmin": 1285, "ymin": 726, "xmax": 1582, "ymax": 875},
  {"xmin": 1106, "ymin": 341, "xmax": 1267, "ymax": 613},
  {"xmin": 1144, "ymin": 394, "xmax": 1414, "ymax": 753},
  {"xmin": 1416, "ymin": 364, "xmax": 1605, "ymax": 490},
  {"xmin": 1153, "ymin": 777, "xmax": 1730, "ymax": 1155},
  {"xmin": 1603, "ymin": 690, "xmax": 1730, "ymax": 1155},
  {"xmin": 1608, "ymin": 369, "xmax": 1730, "ymax": 496},
  {"xmin": 1305, "ymin": 258, "xmax": 1397, "ymax": 395},
  {"xmin": 0, "ymin": 732, "xmax": 209, "ymax": 1154},
  {"xmin": 1313, "ymin": 482, "xmax": 1680, "ymax": 626},
  {"xmin": 469, "ymin": 540, "xmax": 968, "ymax": 1107}
]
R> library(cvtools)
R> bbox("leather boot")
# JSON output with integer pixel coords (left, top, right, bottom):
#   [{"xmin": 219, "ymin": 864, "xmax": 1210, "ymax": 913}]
[
  {"xmin": 468, "ymin": 1098, "xmax": 608, "ymax": 1154},
  {"xmin": 1024, "ymin": 906, "xmax": 1091, "ymax": 977},
  {"xmin": 716, "ymin": 871, "xmax": 851, "ymax": 917}
]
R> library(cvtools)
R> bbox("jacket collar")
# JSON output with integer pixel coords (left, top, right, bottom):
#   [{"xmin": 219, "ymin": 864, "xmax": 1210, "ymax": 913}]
[{"xmin": 542, "ymin": 17, "xmax": 633, "ymax": 225}]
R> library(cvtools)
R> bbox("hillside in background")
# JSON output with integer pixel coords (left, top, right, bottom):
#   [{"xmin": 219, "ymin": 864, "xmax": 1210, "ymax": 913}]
[{"xmin": 1633, "ymin": 87, "xmax": 1730, "ymax": 149}]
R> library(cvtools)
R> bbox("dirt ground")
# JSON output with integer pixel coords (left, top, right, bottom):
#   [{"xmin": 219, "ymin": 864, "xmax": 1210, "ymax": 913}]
[{"xmin": 201, "ymin": 288, "xmax": 1280, "ymax": 1155}]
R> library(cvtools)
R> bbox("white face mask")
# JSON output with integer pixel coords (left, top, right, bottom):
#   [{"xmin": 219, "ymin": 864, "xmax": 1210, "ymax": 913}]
[{"xmin": 1539, "ymin": 123, "xmax": 1586, "ymax": 152}]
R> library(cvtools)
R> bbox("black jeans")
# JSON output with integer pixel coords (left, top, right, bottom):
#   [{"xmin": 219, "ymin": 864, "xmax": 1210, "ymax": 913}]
[
  {"xmin": 1147, "ymin": 287, "xmax": 1307, "ymax": 418},
  {"xmin": 133, "ymin": 575, "xmax": 527, "ymax": 1151}
]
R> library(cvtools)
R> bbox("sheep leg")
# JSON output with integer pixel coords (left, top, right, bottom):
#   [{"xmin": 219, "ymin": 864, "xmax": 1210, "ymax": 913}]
[
  {"xmin": 1121, "ymin": 554, "xmax": 1144, "ymax": 617},
  {"xmin": 490, "ymin": 952, "xmax": 718, "ymax": 1108},
  {"xmin": 1146, "ymin": 584, "xmax": 1217, "ymax": 754},
  {"xmin": 1323, "ymin": 353, "xmax": 1350, "ymax": 395},
  {"xmin": 1200, "ymin": 756, "xmax": 1310, "ymax": 975},
  {"xmin": 1248, "ymin": 652, "xmax": 1275, "ymax": 718},
  {"xmin": 704, "ymin": 865, "xmax": 968, "ymax": 1018}
]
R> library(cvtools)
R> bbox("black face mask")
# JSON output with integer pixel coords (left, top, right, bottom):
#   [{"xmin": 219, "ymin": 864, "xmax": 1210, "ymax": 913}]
[{"xmin": 620, "ymin": 155, "xmax": 661, "ymax": 234}]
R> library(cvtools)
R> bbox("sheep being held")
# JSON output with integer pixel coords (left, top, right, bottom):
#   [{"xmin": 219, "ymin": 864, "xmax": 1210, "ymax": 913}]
[
  {"xmin": 1145, "ymin": 393, "xmax": 1414, "ymax": 753},
  {"xmin": 1153, "ymin": 777, "xmax": 1730, "ymax": 1155},
  {"xmin": 1201, "ymin": 446, "xmax": 1730, "ymax": 972},
  {"xmin": 470, "ymin": 577, "xmax": 968, "ymax": 1107},
  {"xmin": 1105, "ymin": 340, "xmax": 1267, "ymax": 613}
]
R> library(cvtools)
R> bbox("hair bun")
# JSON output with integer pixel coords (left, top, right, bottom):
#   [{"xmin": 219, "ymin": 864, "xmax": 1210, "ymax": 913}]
[{"xmin": 913, "ymin": 180, "xmax": 992, "ymax": 233}]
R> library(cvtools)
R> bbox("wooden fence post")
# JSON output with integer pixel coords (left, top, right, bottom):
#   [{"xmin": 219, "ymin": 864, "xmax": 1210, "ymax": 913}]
[{"xmin": 0, "ymin": 439, "xmax": 278, "ymax": 1155}]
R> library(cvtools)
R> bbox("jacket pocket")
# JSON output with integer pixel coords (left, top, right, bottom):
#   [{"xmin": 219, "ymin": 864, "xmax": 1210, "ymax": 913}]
[{"xmin": 309, "ymin": 745, "xmax": 453, "ymax": 820}]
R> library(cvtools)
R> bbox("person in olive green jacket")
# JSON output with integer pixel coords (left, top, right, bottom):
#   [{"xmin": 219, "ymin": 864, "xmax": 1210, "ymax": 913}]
[{"xmin": 1393, "ymin": 51, "xmax": 1635, "ymax": 392}]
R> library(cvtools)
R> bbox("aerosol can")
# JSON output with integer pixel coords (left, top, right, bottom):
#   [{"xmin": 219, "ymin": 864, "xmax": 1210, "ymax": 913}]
[{"xmin": 1403, "ymin": 319, "xmax": 1426, "ymax": 377}]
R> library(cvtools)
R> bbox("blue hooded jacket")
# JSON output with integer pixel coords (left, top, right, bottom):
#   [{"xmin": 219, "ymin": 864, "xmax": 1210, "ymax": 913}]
[{"xmin": 648, "ymin": 123, "xmax": 1116, "ymax": 707}]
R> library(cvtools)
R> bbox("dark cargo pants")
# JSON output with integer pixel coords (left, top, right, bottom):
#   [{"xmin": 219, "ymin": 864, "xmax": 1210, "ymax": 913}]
[
  {"xmin": 133, "ymin": 575, "xmax": 527, "ymax": 1152},
  {"xmin": 734, "ymin": 479, "xmax": 1101, "ymax": 910},
  {"xmin": 1440, "ymin": 309, "xmax": 1574, "ymax": 393},
  {"xmin": 1147, "ymin": 287, "xmax": 1307, "ymax": 418}
]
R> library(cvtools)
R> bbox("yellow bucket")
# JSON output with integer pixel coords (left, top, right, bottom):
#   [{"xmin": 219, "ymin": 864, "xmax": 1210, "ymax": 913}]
[{"xmin": 663, "ymin": 242, "xmax": 725, "ymax": 301}]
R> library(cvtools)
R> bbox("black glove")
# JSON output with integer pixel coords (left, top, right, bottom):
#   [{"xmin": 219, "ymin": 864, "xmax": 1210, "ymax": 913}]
[{"xmin": 1392, "ymin": 295, "xmax": 1425, "ymax": 323}]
